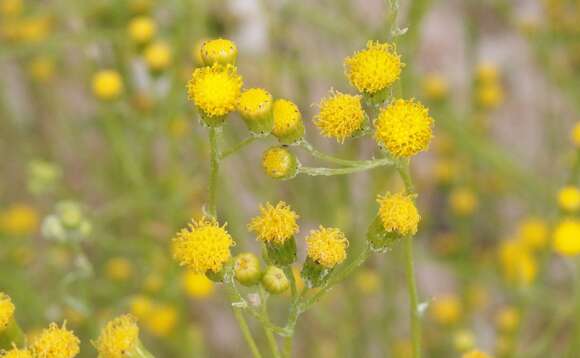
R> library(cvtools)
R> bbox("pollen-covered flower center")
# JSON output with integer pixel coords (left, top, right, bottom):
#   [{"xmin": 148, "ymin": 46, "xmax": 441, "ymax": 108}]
[
  {"xmin": 345, "ymin": 41, "xmax": 402, "ymax": 94},
  {"xmin": 272, "ymin": 99, "xmax": 301, "ymax": 136},
  {"xmin": 377, "ymin": 192, "xmax": 421, "ymax": 236},
  {"xmin": 315, "ymin": 91, "xmax": 365, "ymax": 143},
  {"xmin": 306, "ymin": 226, "xmax": 349, "ymax": 268},
  {"xmin": 187, "ymin": 64, "xmax": 242, "ymax": 118},
  {"xmin": 95, "ymin": 314, "xmax": 139, "ymax": 358},
  {"xmin": 248, "ymin": 201, "xmax": 299, "ymax": 244},
  {"xmin": 238, "ymin": 88, "xmax": 272, "ymax": 118},
  {"xmin": 30, "ymin": 323, "xmax": 80, "ymax": 358}
]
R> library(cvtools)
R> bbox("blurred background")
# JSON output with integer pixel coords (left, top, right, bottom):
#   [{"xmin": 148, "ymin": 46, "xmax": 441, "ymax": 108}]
[{"xmin": 1, "ymin": 0, "xmax": 579, "ymax": 357}]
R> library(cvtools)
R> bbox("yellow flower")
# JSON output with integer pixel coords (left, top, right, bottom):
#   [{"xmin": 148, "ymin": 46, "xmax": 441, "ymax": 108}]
[
  {"xmin": 374, "ymin": 99, "xmax": 433, "ymax": 157},
  {"xmin": 127, "ymin": 16, "xmax": 156, "ymax": 44},
  {"xmin": 182, "ymin": 271, "xmax": 214, "ymax": 298},
  {"xmin": 517, "ymin": 217, "xmax": 548, "ymax": 250},
  {"xmin": 462, "ymin": 349, "xmax": 492, "ymax": 358},
  {"xmin": 453, "ymin": 330, "xmax": 475, "ymax": 352},
  {"xmin": 191, "ymin": 39, "xmax": 206, "ymax": 65},
  {"xmin": 476, "ymin": 82, "xmax": 504, "ymax": 109},
  {"xmin": 433, "ymin": 159, "xmax": 457, "ymax": 184},
  {"xmin": 18, "ymin": 16, "xmax": 51, "ymax": 43},
  {"xmin": 171, "ymin": 217, "xmax": 234, "ymax": 274},
  {"xmin": 129, "ymin": 295, "xmax": 153, "ymax": 319},
  {"xmin": 355, "ymin": 269, "xmax": 381, "ymax": 295},
  {"xmin": 237, "ymin": 88, "xmax": 273, "ymax": 133},
  {"xmin": 272, "ymin": 99, "xmax": 304, "ymax": 144},
  {"xmin": 495, "ymin": 306, "xmax": 519, "ymax": 333},
  {"xmin": 0, "ymin": 204, "xmax": 38, "ymax": 236},
  {"xmin": 200, "ymin": 38, "xmax": 238, "ymax": 65},
  {"xmin": 28, "ymin": 56, "xmax": 55, "ymax": 83},
  {"xmin": 143, "ymin": 304, "xmax": 177, "ymax": 337},
  {"xmin": 305, "ymin": 226, "xmax": 348, "ymax": 268},
  {"xmin": 187, "ymin": 64, "xmax": 243, "ymax": 121},
  {"xmin": 377, "ymin": 192, "xmax": 420, "ymax": 236},
  {"xmin": 557, "ymin": 185, "xmax": 580, "ymax": 212},
  {"xmin": 422, "ymin": 73, "xmax": 448, "ymax": 100},
  {"xmin": 92, "ymin": 70, "xmax": 123, "ymax": 101},
  {"xmin": 0, "ymin": 0, "xmax": 22, "ymax": 17},
  {"xmin": 315, "ymin": 91, "xmax": 365, "ymax": 142},
  {"xmin": 344, "ymin": 41, "xmax": 402, "ymax": 95},
  {"xmin": 261, "ymin": 147, "xmax": 298, "ymax": 179},
  {"xmin": 431, "ymin": 294, "xmax": 462, "ymax": 325},
  {"xmin": 144, "ymin": 41, "xmax": 172, "ymax": 71},
  {"xmin": 30, "ymin": 323, "xmax": 80, "ymax": 358},
  {"xmin": 449, "ymin": 187, "xmax": 478, "ymax": 216},
  {"xmin": 0, "ymin": 347, "xmax": 32, "ymax": 358},
  {"xmin": 571, "ymin": 122, "xmax": 580, "ymax": 148},
  {"xmin": 475, "ymin": 63, "xmax": 499, "ymax": 83},
  {"xmin": 94, "ymin": 315, "xmax": 139, "ymax": 358},
  {"xmin": 498, "ymin": 240, "xmax": 537, "ymax": 285},
  {"xmin": 0, "ymin": 292, "xmax": 15, "ymax": 331},
  {"xmin": 553, "ymin": 218, "xmax": 580, "ymax": 256},
  {"xmin": 167, "ymin": 116, "xmax": 190, "ymax": 139},
  {"xmin": 248, "ymin": 201, "xmax": 299, "ymax": 245},
  {"xmin": 105, "ymin": 258, "xmax": 133, "ymax": 282}
]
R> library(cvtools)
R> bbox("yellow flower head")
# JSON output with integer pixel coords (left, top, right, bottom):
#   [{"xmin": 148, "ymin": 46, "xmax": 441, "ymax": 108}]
[
  {"xmin": 129, "ymin": 295, "xmax": 153, "ymax": 319},
  {"xmin": 449, "ymin": 187, "xmax": 478, "ymax": 216},
  {"xmin": 0, "ymin": 204, "xmax": 38, "ymax": 236},
  {"xmin": 182, "ymin": 271, "xmax": 214, "ymax": 298},
  {"xmin": 517, "ymin": 217, "xmax": 548, "ymax": 250},
  {"xmin": 355, "ymin": 269, "xmax": 381, "ymax": 295},
  {"xmin": 0, "ymin": 0, "xmax": 22, "ymax": 17},
  {"xmin": 422, "ymin": 73, "xmax": 448, "ymax": 101},
  {"xmin": 462, "ymin": 349, "xmax": 492, "ymax": 358},
  {"xmin": 272, "ymin": 99, "xmax": 304, "ymax": 143},
  {"xmin": 0, "ymin": 292, "xmax": 15, "ymax": 330},
  {"xmin": 344, "ymin": 41, "xmax": 402, "ymax": 95},
  {"xmin": 30, "ymin": 323, "xmax": 80, "ymax": 358},
  {"xmin": 1, "ymin": 347, "xmax": 32, "ymax": 358},
  {"xmin": 144, "ymin": 41, "xmax": 172, "ymax": 71},
  {"xmin": 476, "ymin": 82, "xmax": 504, "ymax": 109},
  {"xmin": 553, "ymin": 218, "xmax": 580, "ymax": 256},
  {"xmin": 374, "ymin": 99, "xmax": 433, "ymax": 157},
  {"xmin": 172, "ymin": 217, "xmax": 234, "ymax": 274},
  {"xmin": 498, "ymin": 240, "xmax": 537, "ymax": 285},
  {"xmin": 377, "ymin": 192, "xmax": 421, "ymax": 237},
  {"xmin": 572, "ymin": 122, "xmax": 580, "ymax": 148},
  {"xmin": 262, "ymin": 147, "xmax": 297, "ymax": 179},
  {"xmin": 431, "ymin": 294, "xmax": 462, "ymax": 325},
  {"xmin": 105, "ymin": 258, "xmax": 133, "ymax": 282},
  {"xmin": 127, "ymin": 16, "xmax": 156, "ymax": 44},
  {"xmin": 248, "ymin": 201, "xmax": 299, "ymax": 244},
  {"xmin": 200, "ymin": 38, "xmax": 238, "ymax": 65},
  {"xmin": 237, "ymin": 88, "xmax": 273, "ymax": 119},
  {"xmin": 28, "ymin": 56, "xmax": 55, "ymax": 83},
  {"xmin": 495, "ymin": 306, "xmax": 519, "ymax": 333},
  {"xmin": 143, "ymin": 304, "xmax": 177, "ymax": 337},
  {"xmin": 475, "ymin": 62, "xmax": 499, "ymax": 83},
  {"xmin": 187, "ymin": 64, "xmax": 243, "ymax": 119},
  {"xmin": 92, "ymin": 70, "xmax": 123, "ymax": 101},
  {"xmin": 315, "ymin": 91, "xmax": 365, "ymax": 142},
  {"xmin": 557, "ymin": 185, "xmax": 580, "ymax": 212},
  {"xmin": 305, "ymin": 226, "xmax": 349, "ymax": 268},
  {"xmin": 94, "ymin": 315, "xmax": 139, "ymax": 358}
]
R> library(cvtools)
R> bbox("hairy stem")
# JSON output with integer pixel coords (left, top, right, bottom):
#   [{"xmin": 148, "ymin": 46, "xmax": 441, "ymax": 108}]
[{"xmin": 208, "ymin": 127, "xmax": 220, "ymax": 217}]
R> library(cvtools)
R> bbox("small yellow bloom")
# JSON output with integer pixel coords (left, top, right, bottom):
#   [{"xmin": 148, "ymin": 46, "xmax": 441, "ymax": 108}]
[
  {"xmin": 0, "ymin": 0, "xmax": 22, "ymax": 17},
  {"xmin": 305, "ymin": 226, "xmax": 348, "ymax": 268},
  {"xmin": 182, "ymin": 271, "xmax": 214, "ymax": 298},
  {"xmin": 557, "ymin": 185, "xmax": 580, "ymax": 212},
  {"xmin": 476, "ymin": 82, "xmax": 504, "ymax": 109},
  {"xmin": 261, "ymin": 147, "xmax": 298, "ymax": 179},
  {"xmin": 105, "ymin": 257, "xmax": 133, "ymax": 282},
  {"xmin": 172, "ymin": 217, "xmax": 234, "ymax": 274},
  {"xmin": 0, "ymin": 204, "xmax": 38, "ymax": 236},
  {"xmin": 462, "ymin": 349, "xmax": 492, "ymax": 358},
  {"xmin": 475, "ymin": 62, "xmax": 499, "ymax": 83},
  {"xmin": 453, "ymin": 330, "xmax": 475, "ymax": 352},
  {"xmin": 345, "ymin": 41, "xmax": 402, "ymax": 95},
  {"xmin": 144, "ymin": 41, "xmax": 172, "ymax": 71},
  {"xmin": 272, "ymin": 99, "xmax": 304, "ymax": 144},
  {"xmin": 315, "ymin": 91, "xmax": 365, "ymax": 142},
  {"xmin": 495, "ymin": 306, "xmax": 519, "ymax": 333},
  {"xmin": 377, "ymin": 192, "xmax": 421, "ymax": 237},
  {"xmin": 374, "ymin": 99, "xmax": 433, "ymax": 157},
  {"xmin": 200, "ymin": 38, "xmax": 238, "ymax": 65},
  {"xmin": 143, "ymin": 304, "xmax": 177, "ymax": 337},
  {"xmin": 498, "ymin": 240, "xmax": 537, "ymax": 285},
  {"xmin": 0, "ymin": 292, "xmax": 15, "ymax": 331},
  {"xmin": 187, "ymin": 64, "xmax": 243, "ymax": 122},
  {"xmin": 167, "ymin": 116, "xmax": 190, "ymax": 139},
  {"xmin": 431, "ymin": 294, "xmax": 462, "ymax": 325},
  {"xmin": 127, "ymin": 16, "xmax": 156, "ymax": 44},
  {"xmin": 355, "ymin": 269, "xmax": 381, "ymax": 295},
  {"xmin": 517, "ymin": 217, "xmax": 548, "ymax": 250},
  {"xmin": 571, "ymin": 122, "xmax": 580, "ymax": 148},
  {"xmin": 449, "ymin": 187, "xmax": 478, "ymax": 216},
  {"xmin": 237, "ymin": 88, "xmax": 273, "ymax": 133},
  {"xmin": 0, "ymin": 347, "xmax": 32, "ymax": 358},
  {"xmin": 94, "ymin": 314, "xmax": 139, "ymax": 358},
  {"xmin": 28, "ymin": 56, "xmax": 55, "ymax": 83},
  {"xmin": 553, "ymin": 218, "xmax": 580, "ymax": 256},
  {"xmin": 30, "ymin": 323, "xmax": 80, "ymax": 358},
  {"xmin": 92, "ymin": 70, "xmax": 123, "ymax": 101},
  {"xmin": 18, "ymin": 16, "xmax": 51, "ymax": 43},
  {"xmin": 143, "ymin": 273, "xmax": 163, "ymax": 293},
  {"xmin": 129, "ymin": 295, "xmax": 153, "ymax": 319},
  {"xmin": 422, "ymin": 73, "xmax": 448, "ymax": 101},
  {"xmin": 248, "ymin": 201, "xmax": 299, "ymax": 245},
  {"xmin": 433, "ymin": 159, "xmax": 457, "ymax": 184}
]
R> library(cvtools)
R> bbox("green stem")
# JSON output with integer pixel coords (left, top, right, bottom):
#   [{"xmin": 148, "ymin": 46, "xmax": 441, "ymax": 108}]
[
  {"xmin": 298, "ymin": 157, "xmax": 393, "ymax": 177},
  {"xmin": 259, "ymin": 288, "xmax": 282, "ymax": 358},
  {"xmin": 299, "ymin": 140, "xmax": 365, "ymax": 167},
  {"xmin": 134, "ymin": 340, "xmax": 156, "ymax": 358},
  {"xmin": 208, "ymin": 127, "xmax": 220, "ymax": 217},
  {"xmin": 282, "ymin": 266, "xmax": 297, "ymax": 358},
  {"xmin": 231, "ymin": 307, "xmax": 263, "ymax": 358},
  {"xmin": 220, "ymin": 135, "xmax": 258, "ymax": 159}
]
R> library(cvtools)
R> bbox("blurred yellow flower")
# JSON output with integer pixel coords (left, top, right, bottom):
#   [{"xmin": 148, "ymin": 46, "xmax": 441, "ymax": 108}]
[
  {"xmin": 475, "ymin": 62, "xmax": 499, "ymax": 83},
  {"xmin": 355, "ymin": 269, "xmax": 381, "ymax": 295},
  {"xmin": 248, "ymin": 201, "xmax": 299, "ymax": 245},
  {"xmin": 144, "ymin": 41, "xmax": 172, "ymax": 71},
  {"xmin": 143, "ymin": 273, "xmax": 163, "ymax": 293},
  {"xmin": 129, "ymin": 295, "xmax": 153, "ymax": 319},
  {"xmin": 315, "ymin": 91, "xmax": 365, "ymax": 143},
  {"xmin": 462, "ymin": 349, "xmax": 492, "ymax": 358},
  {"xmin": 0, "ymin": 0, "xmax": 22, "ymax": 17},
  {"xmin": 92, "ymin": 70, "xmax": 123, "ymax": 101},
  {"xmin": 553, "ymin": 218, "xmax": 580, "ymax": 256},
  {"xmin": 127, "ymin": 16, "xmax": 156, "ymax": 44},
  {"xmin": 30, "ymin": 323, "xmax": 80, "ymax": 358},
  {"xmin": 0, "ymin": 292, "xmax": 15, "ymax": 331},
  {"xmin": 477, "ymin": 82, "xmax": 504, "ymax": 109},
  {"xmin": 449, "ymin": 187, "xmax": 478, "ymax": 216},
  {"xmin": 94, "ymin": 314, "xmax": 139, "ymax": 358},
  {"xmin": 517, "ymin": 217, "xmax": 548, "ymax": 250},
  {"xmin": 182, "ymin": 271, "xmax": 214, "ymax": 298},
  {"xmin": 571, "ymin": 122, "xmax": 580, "ymax": 148},
  {"xmin": 1, "ymin": 347, "xmax": 32, "ymax": 358},
  {"xmin": 453, "ymin": 329, "xmax": 475, "ymax": 352},
  {"xmin": 305, "ymin": 226, "xmax": 348, "ymax": 268},
  {"xmin": 167, "ymin": 116, "xmax": 190, "ymax": 139},
  {"xmin": 431, "ymin": 294, "xmax": 462, "ymax": 325},
  {"xmin": 495, "ymin": 306, "xmax": 519, "ymax": 333},
  {"xmin": 345, "ymin": 41, "xmax": 402, "ymax": 95},
  {"xmin": 105, "ymin": 257, "xmax": 133, "ymax": 282},
  {"xmin": 144, "ymin": 304, "xmax": 177, "ymax": 337},
  {"xmin": 422, "ymin": 73, "xmax": 448, "ymax": 101},
  {"xmin": 0, "ymin": 204, "xmax": 38, "ymax": 236},
  {"xmin": 433, "ymin": 159, "xmax": 457, "ymax": 185},
  {"xmin": 27, "ymin": 56, "xmax": 55, "ymax": 83},
  {"xmin": 557, "ymin": 185, "xmax": 580, "ymax": 212},
  {"xmin": 19, "ymin": 16, "xmax": 51, "ymax": 43},
  {"xmin": 498, "ymin": 240, "xmax": 537, "ymax": 285}
]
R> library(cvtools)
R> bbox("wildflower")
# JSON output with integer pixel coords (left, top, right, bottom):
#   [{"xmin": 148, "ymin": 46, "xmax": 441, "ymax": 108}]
[
  {"xmin": 431, "ymin": 294, "xmax": 462, "ymax": 325},
  {"xmin": 449, "ymin": 187, "xmax": 478, "ymax": 216},
  {"xmin": 200, "ymin": 38, "xmax": 238, "ymax": 66},
  {"xmin": 128, "ymin": 0, "xmax": 152, "ymax": 14},
  {"xmin": 377, "ymin": 192, "xmax": 420, "ymax": 237},
  {"xmin": 27, "ymin": 56, "xmax": 55, "ymax": 83},
  {"xmin": 475, "ymin": 63, "xmax": 499, "ymax": 83},
  {"xmin": 191, "ymin": 39, "xmax": 206, "ymax": 65},
  {"xmin": 433, "ymin": 159, "xmax": 457, "ymax": 185},
  {"xmin": 0, "ymin": 292, "xmax": 15, "ymax": 331},
  {"xmin": 355, "ymin": 269, "xmax": 381, "ymax": 295},
  {"xmin": 18, "ymin": 16, "xmax": 51, "ymax": 43},
  {"xmin": 0, "ymin": 204, "xmax": 38, "ymax": 236},
  {"xmin": 344, "ymin": 41, "xmax": 402, "ymax": 96},
  {"xmin": 261, "ymin": 147, "xmax": 298, "ymax": 180},
  {"xmin": 422, "ymin": 73, "xmax": 448, "ymax": 101},
  {"xmin": 182, "ymin": 271, "xmax": 215, "ymax": 298},
  {"xmin": 143, "ymin": 273, "xmax": 163, "ymax": 293},
  {"xmin": 557, "ymin": 185, "xmax": 580, "ymax": 212},
  {"xmin": 0, "ymin": 347, "xmax": 32, "ymax": 358},
  {"xmin": 237, "ymin": 88, "xmax": 274, "ymax": 134},
  {"xmin": 271, "ymin": 99, "xmax": 304, "ymax": 144},
  {"xmin": 462, "ymin": 349, "xmax": 492, "ymax": 358},
  {"xmin": 453, "ymin": 330, "xmax": 475, "ymax": 352},
  {"xmin": 495, "ymin": 306, "xmax": 519, "ymax": 333},
  {"xmin": 572, "ymin": 122, "xmax": 580, "ymax": 148},
  {"xmin": 476, "ymin": 82, "xmax": 504, "ymax": 109},
  {"xmin": 305, "ymin": 226, "xmax": 348, "ymax": 268},
  {"xmin": 143, "ymin": 304, "xmax": 177, "ymax": 337},
  {"xmin": 315, "ymin": 91, "xmax": 365, "ymax": 142},
  {"xmin": 167, "ymin": 116, "xmax": 190, "ymax": 139},
  {"xmin": 127, "ymin": 16, "xmax": 156, "ymax": 44},
  {"xmin": 94, "ymin": 315, "xmax": 139, "ymax": 358},
  {"xmin": 517, "ymin": 217, "xmax": 548, "ymax": 250},
  {"xmin": 374, "ymin": 99, "xmax": 433, "ymax": 157},
  {"xmin": 105, "ymin": 258, "xmax": 133, "ymax": 282},
  {"xmin": 129, "ymin": 296, "xmax": 153, "ymax": 319},
  {"xmin": 498, "ymin": 240, "xmax": 537, "ymax": 285},
  {"xmin": 144, "ymin": 41, "xmax": 172, "ymax": 71},
  {"xmin": 187, "ymin": 64, "xmax": 242, "ymax": 126},
  {"xmin": 233, "ymin": 253, "xmax": 262, "ymax": 286},
  {"xmin": 30, "ymin": 323, "xmax": 80, "ymax": 358},
  {"xmin": 261, "ymin": 266, "xmax": 289, "ymax": 294},
  {"xmin": 553, "ymin": 218, "xmax": 580, "ymax": 256},
  {"xmin": 171, "ymin": 217, "xmax": 234, "ymax": 275},
  {"xmin": 0, "ymin": 0, "xmax": 22, "ymax": 17},
  {"xmin": 92, "ymin": 70, "xmax": 123, "ymax": 101},
  {"xmin": 248, "ymin": 202, "xmax": 299, "ymax": 244}
]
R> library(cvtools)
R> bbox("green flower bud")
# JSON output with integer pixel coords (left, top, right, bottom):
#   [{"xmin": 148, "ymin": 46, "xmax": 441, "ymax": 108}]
[
  {"xmin": 234, "ymin": 253, "xmax": 262, "ymax": 286},
  {"xmin": 366, "ymin": 215, "xmax": 398, "ymax": 253},
  {"xmin": 262, "ymin": 147, "xmax": 298, "ymax": 180},
  {"xmin": 264, "ymin": 237, "xmax": 297, "ymax": 266},
  {"xmin": 261, "ymin": 266, "xmax": 289, "ymax": 294},
  {"xmin": 301, "ymin": 257, "xmax": 333, "ymax": 288}
]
